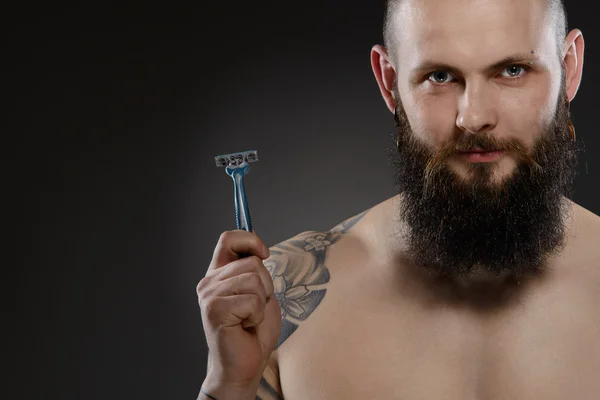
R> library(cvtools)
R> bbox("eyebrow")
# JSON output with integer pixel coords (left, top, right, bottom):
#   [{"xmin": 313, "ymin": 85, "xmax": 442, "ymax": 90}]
[{"xmin": 412, "ymin": 53, "xmax": 539, "ymax": 76}]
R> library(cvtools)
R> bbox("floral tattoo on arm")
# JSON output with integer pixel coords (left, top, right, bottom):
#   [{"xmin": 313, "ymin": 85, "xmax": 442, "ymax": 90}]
[{"xmin": 263, "ymin": 210, "xmax": 368, "ymax": 348}]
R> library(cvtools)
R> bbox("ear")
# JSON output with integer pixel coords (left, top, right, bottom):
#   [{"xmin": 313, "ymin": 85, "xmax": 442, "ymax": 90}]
[
  {"xmin": 562, "ymin": 29, "xmax": 585, "ymax": 102},
  {"xmin": 370, "ymin": 45, "xmax": 397, "ymax": 114}
]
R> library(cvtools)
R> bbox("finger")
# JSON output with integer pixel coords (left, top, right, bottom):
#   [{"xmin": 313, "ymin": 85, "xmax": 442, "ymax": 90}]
[
  {"xmin": 209, "ymin": 230, "xmax": 270, "ymax": 271},
  {"xmin": 213, "ymin": 256, "xmax": 275, "ymax": 297},
  {"xmin": 202, "ymin": 294, "xmax": 265, "ymax": 328},
  {"xmin": 212, "ymin": 272, "xmax": 268, "ymax": 306}
]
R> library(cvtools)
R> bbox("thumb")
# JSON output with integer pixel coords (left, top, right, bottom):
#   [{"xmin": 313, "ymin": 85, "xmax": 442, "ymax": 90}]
[{"xmin": 250, "ymin": 230, "xmax": 270, "ymax": 259}]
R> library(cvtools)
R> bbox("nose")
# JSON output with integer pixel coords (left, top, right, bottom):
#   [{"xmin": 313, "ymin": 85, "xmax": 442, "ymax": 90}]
[{"xmin": 455, "ymin": 82, "xmax": 498, "ymax": 134}]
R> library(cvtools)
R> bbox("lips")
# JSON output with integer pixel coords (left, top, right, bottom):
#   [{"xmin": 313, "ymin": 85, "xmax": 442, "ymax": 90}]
[
  {"xmin": 457, "ymin": 149, "xmax": 505, "ymax": 162},
  {"xmin": 457, "ymin": 146, "xmax": 500, "ymax": 153}
]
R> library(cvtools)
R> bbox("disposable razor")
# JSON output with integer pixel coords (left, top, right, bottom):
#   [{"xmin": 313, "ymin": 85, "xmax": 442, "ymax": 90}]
[{"xmin": 215, "ymin": 150, "xmax": 259, "ymax": 232}]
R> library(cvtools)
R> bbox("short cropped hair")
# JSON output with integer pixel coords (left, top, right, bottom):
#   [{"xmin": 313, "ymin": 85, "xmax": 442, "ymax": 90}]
[{"xmin": 383, "ymin": 0, "xmax": 568, "ymax": 63}]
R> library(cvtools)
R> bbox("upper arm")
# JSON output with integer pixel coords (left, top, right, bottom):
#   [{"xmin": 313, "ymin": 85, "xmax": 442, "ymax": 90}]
[
  {"xmin": 257, "ymin": 217, "xmax": 368, "ymax": 399},
  {"xmin": 258, "ymin": 230, "xmax": 338, "ymax": 399},
  {"xmin": 257, "ymin": 231, "xmax": 328, "ymax": 400}
]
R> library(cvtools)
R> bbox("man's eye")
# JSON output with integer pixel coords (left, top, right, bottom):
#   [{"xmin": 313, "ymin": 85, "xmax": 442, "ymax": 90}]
[
  {"xmin": 428, "ymin": 71, "xmax": 455, "ymax": 84},
  {"xmin": 500, "ymin": 65, "xmax": 527, "ymax": 78}
]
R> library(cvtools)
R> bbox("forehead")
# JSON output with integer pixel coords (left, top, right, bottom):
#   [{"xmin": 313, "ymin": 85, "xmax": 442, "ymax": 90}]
[{"xmin": 392, "ymin": 0, "xmax": 557, "ymax": 69}]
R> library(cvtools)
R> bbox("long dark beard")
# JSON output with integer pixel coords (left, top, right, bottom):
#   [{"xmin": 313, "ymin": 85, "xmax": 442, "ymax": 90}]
[{"xmin": 389, "ymin": 88, "xmax": 580, "ymax": 280}]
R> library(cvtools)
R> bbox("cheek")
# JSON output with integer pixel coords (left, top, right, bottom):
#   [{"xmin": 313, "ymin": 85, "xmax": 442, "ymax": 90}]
[
  {"xmin": 498, "ymin": 87, "xmax": 555, "ymax": 148},
  {"xmin": 498, "ymin": 105, "xmax": 537, "ymax": 146},
  {"xmin": 405, "ymin": 95, "xmax": 458, "ymax": 147}
]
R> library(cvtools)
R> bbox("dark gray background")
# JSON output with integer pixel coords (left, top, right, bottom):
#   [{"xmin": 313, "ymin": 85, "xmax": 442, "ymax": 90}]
[{"xmin": 15, "ymin": 1, "xmax": 598, "ymax": 399}]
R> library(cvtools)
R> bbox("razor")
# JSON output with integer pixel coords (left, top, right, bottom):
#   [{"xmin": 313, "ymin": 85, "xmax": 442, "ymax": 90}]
[{"xmin": 215, "ymin": 150, "xmax": 259, "ymax": 232}]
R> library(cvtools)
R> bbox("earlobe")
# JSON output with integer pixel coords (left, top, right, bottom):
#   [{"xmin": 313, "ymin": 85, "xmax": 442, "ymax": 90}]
[{"xmin": 370, "ymin": 45, "xmax": 397, "ymax": 113}]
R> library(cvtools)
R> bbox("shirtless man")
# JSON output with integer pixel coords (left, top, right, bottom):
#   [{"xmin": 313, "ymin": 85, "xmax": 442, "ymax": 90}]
[{"xmin": 197, "ymin": 0, "xmax": 600, "ymax": 398}]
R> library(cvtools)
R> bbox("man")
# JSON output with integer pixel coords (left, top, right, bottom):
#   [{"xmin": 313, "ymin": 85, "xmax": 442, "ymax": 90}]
[{"xmin": 197, "ymin": 0, "xmax": 600, "ymax": 398}]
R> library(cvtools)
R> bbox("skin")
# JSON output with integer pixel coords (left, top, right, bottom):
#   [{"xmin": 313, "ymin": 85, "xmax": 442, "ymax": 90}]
[
  {"xmin": 263, "ymin": 201, "xmax": 600, "ymax": 399},
  {"xmin": 372, "ymin": 0, "xmax": 584, "ymax": 184},
  {"xmin": 200, "ymin": 0, "xmax": 600, "ymax": 398}
]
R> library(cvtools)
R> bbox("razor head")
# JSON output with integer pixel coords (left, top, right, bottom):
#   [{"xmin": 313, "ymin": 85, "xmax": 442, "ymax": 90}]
[{"xmin": 215, "ymin": 150, "xmax": 259, "ymax": 168}]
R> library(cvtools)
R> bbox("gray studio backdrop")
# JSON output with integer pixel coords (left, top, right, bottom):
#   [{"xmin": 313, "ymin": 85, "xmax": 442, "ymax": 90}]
[{"xmin": 18, "ymin": 1, "xmax": 598, "ymax": 399}]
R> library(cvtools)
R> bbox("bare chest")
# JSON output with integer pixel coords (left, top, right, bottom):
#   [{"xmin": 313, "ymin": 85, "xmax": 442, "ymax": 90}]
[{"xmin": 277, "ymin": 263, "xmax": 600, "ymax": 400}]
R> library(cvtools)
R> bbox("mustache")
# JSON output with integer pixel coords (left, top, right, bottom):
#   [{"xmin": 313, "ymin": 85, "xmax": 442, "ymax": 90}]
[{"xmin": 424, "ymin": 133, "xmax": 542, "ymax": 179}]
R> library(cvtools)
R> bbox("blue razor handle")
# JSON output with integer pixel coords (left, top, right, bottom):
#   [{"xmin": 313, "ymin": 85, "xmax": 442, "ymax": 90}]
[
  {"xmin": 225, "ymin": 163, "xmax": 252, "ymax": 232},
  {"xmin": 215, "ymin": 150, "xmax": 258, "ymax": 232}
]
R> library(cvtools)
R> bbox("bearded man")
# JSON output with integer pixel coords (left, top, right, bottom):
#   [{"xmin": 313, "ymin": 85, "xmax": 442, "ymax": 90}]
[{"xmin": 197, "ymin": 0, "xmax": 600, "ymax": 399}]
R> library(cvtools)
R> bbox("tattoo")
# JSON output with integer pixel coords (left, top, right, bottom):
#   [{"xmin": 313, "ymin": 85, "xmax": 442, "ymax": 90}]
[{"xmin": 263, "ymin": 210, "xmax": 369, "ymax": 348}]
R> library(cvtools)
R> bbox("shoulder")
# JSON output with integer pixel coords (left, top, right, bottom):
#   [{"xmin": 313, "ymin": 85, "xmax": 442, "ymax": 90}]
[
  {"xmin": 264, "ymin": 209, "xmax": 371, "ymax": 279},
  {"xmin": 564, "ymin": 202, "xmax": 600, "ymax": 279},
  {"xmin": 267, "ymin": 209, "xmax": 370, "ymax": 258},
  {"xmin": 263, "ymin": 209, "xmax": 370, "ymax": 348},
  {"xmin": 579, "ymin": 205, "xmax": 600, "ymax": 261},
  {"xmin": 569, "ymin": 202, "xmax": 600, "ymax": 250}
]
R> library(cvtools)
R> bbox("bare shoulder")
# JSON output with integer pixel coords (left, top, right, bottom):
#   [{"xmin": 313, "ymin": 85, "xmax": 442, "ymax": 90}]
[
  {"xmin": 578, "ymin": 203, "xmax": 600, "ymax": 230},
  {"xmin": 255, "ymin": 210, "xmax": 370, "ymax": 399},
  {"xmin": 565, "ymin": 202, "xmax": 600, "ymax": 282},
  {"xmin": 570, "ymin": 202, "xmax": 600, "ymax": 252},
  {"xmin": 263, "ymin": 209, "xmax": 370, "ymax": 349}
]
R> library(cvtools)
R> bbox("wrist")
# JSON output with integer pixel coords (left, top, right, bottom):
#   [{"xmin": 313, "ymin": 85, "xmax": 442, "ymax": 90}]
[{"xmin": 200, "ymin": 376, "xmax": 258, "ymax": 400}]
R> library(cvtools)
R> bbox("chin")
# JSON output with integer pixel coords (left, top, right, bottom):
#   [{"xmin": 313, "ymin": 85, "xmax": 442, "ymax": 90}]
[{"xmin": 450, "ymin": 158, "xmax": 519, "ymax": 185}]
